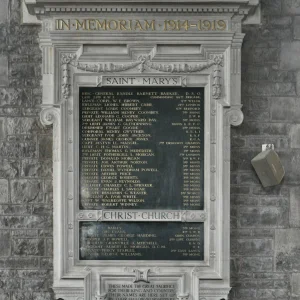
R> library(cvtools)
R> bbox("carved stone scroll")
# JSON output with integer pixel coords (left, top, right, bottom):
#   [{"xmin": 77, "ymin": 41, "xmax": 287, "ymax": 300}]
[{"xmin": 40, "ymin": 107, "xmax": 60, "ymax": 162}]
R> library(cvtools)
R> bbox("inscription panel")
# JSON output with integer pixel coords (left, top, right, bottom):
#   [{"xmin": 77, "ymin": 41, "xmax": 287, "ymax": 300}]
[
  {"xmin": 79, "ymin": 87, "xmax": 204, "ymax": 211},
  {"xmin": 56, "ymin": 18, "xmax": 228, "ymax": 32},
  {"xmin": 106, "ymin": 283, "xmax": 177, "ymax": 300},
  {"xmin": 79, "ymin": 222, "xmax": 204, "ymax": 260}
]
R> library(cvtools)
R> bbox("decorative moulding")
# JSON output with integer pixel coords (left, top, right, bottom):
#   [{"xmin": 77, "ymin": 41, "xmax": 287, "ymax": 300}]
[{"xmin": 24, "ymin": 0, "xmax": 261, "ymax": 24}]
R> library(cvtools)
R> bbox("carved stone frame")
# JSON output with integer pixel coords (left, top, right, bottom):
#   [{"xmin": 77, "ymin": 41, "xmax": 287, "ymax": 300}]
[{"xmin": 32, "ymin": 1, "xmax": 260, "ymax": 299}]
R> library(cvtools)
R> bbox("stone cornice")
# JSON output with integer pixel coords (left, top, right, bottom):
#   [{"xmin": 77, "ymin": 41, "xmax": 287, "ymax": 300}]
[{"xmin": 25, "ymin": 0, "xmax": 261, "ymax": 24}]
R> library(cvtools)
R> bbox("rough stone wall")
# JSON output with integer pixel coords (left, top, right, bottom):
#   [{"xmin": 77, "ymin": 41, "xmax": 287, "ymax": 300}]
[
  {"xmin": 230, "ymin": 0, "xmax": 300, "ymax": 299},
  {"xmin": 0, "ymin": 0, "xmax": 54, "ymax": 299},
  {"xmin": 0, "ymin": 0, "xmax": 300, "ymax": 299}
]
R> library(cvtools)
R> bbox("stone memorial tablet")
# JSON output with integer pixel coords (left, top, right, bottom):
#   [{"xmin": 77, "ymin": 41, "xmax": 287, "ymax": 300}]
[
  {"xmin": 106, "ymin": 283, "xmax": 177, "ymax": 300},
  {"xmin": 30, "ymin": 0, "xmax": 260, "ymax": 297},
  {"xmin": 80, "ymin": 222, "xmax": 204, "ymax": 260},
  {"xmin": 79, "ymin": 87, "xmax": 204, "ymax": 210}
]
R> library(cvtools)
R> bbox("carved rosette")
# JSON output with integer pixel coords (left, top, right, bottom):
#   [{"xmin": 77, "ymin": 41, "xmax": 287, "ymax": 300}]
[
  {"xmin": 40, "ymin": 107, "xmax": 60, "ymax": 162},
  {"xmin": 181, "ymin": 211, "xmax": 207, "ymax": 222}
]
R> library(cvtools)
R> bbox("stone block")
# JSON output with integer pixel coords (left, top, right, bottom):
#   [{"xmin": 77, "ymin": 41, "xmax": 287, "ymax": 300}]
[
  {"xmin": 231, "ymin": 195, "xmax": 259, "ymax": 206},
  {"xmin": 23, "ymin": 277, "xmax": 49, "ymax": 291},
  {"xmin": 292, "ymin": 273, "xmax": 300, "ymax": 296},
  {"xmin": 258, "ymin": 196, "xmax": 288, "ymax": 207},
  {"xmin": 275, "ymin": 229, "xmax": 300, "ymax": 271},
  {"xmin": 44, "ymin": 179, "xmax": 53, "ymax": 203},
  {"xmin": 6, "ymin": 117, "xmax": 51, "ymax": 135},
  {"xmin": 40, "ymin": 258, "xmax": 53, "ymax": 269},
  {"xmin": 32, "ymin": 204, "xmax": 52, "ymax": 215},
  {"xmin": 0, "ymin": 293, "xmax": 10, "ymax": 300},
  {"xmin": 290, "ymin": 187, "xmax": 300, "ymax": 227},
  {"xmin": 282, "ymin": 150, "xmax": 300, "ymax": 184},
  {"xmin": 294, "ymin": 16, "xmax": 300, "ymax": 40},
  {"xmin": 281, "ymin": 41, "xmax": 300, "ymax": 70},
  {"xmin": 11, "ymin": 179, "xmax": 43, "ymax": 203},
  {"xmin": 45, "ymin": 238, "xmax": 53, "ymax": 256},
  {"xmin": 254, "ymin": 273, "xmax": 289, "ymax": 280},
  {"xmin": 249, "ymin": 97, "xmax": 269, "ymax": 110},
  {"xmin": 21, "ymin": 159, "xmax": 52, "ymax": 178},
  {"xmin": 0, "ymin": 56, "xmax": 8, "ymax": 87},
  {"xmin": 32, "ymin": 292, "xmax": 53, "ymax": 300},
  {"xmin": 243, "ymin": 83, "xmax": 296, "ymax": 97},
  {"xmin": 231, "ymin": 239, "xmax": 273, "ymax": 256},
  {"xmin": 0, "ymin": 0, "xmax": 8, "ymax": 22},
  {"xmin": 234, "ymin": 122, "xmax": 291, "ymax": 137},
  {"xmin": 252, "ymin": 185, "xmax": 288, "ymax": 196},
  {"xmin": 243, "ymin": 66, "xmax": 294, "ymax": 83},
  {"xmin": 0, "ymin": 117, "xmax": 5, "ymax": 140},
  {"xmin": 243, "ymin": 108, "xmax": 270, "ymax": 121},
  {"xmin": 234, "ymin": 289, "xmax": 256, "ymax": 298},
  {"xmin": 255, "ymin": 280, "xmax": 274, "ymax": 289},
  {"xmin": 5, "ymin": 257, "xmax": 39, "ymax": 269},
  {"xmin": 261, "ymin": 0, "xmax": 282, "ymax": 15},
  {"xmin": 234, "ymin": 257, "xmax": 273, "ymax": 272},
  {"xmin": 231, "ymin": 229, "xmax": 252, "ymax": 239},
  {"xmin": 0, "ymin": 230, "xmax": 10, "ymax": 256},
  {"xmin": 252, "ymin": 229, "xmax": 275, "ymax": 238},
  {"xmin": 270, "ymin": 97, "xmax": 298, "ymax": 121},
  {"xmin": 38, "ymin": 136, "xmax": 52, "ymax": 159},
  {"xmin": 231, "ymin": 150, "xmax": 258, "ymax": 171},
  {"xmin": 0, "ymin": 204, "xmax": 31, "ymax": 215},
  {"xmin": 11, "ymin": 292, "xmax": 33, "ymax": 300},
  {"xmin": 0, "ymin": 215, "xmax": 51, "ymax": 229},
  {"xmin": 0, "ymin": 135, "xmax": 37, "ymax": 159},
  {"xmin": 12, "ymin": 229, "xmax": 38, "ymax": 237},
  {"xmin": 0, "ymin": 179, "xmax": 8, "ymax": 203},
  {"xmin": 252, "ymin": 48, "xmax": 280, "ymax": 64},
  {"xmin": 0, "ymin": 277, "xmax": 21, "ymax": 290},
  {"xmin": 283, "ymin": 0, "xmax": 300, "ymax": 14},
  {"xmin": 238, "ymin": 206, "xmax": 288, "ymax": 228},
  {"xmin": 268, "ymin": 17, "xmax": 293, "ymax": 28},
  {"xmin": 256, "ymin": 289, "xmax": 289, "ymax": 298},
  {"xmin": 261, "ymin": 28, "xmax": 292, "ymax": 41},
  {"xmin": 38, "ymin": 229, "xmax": 52, "ymax": 238}
]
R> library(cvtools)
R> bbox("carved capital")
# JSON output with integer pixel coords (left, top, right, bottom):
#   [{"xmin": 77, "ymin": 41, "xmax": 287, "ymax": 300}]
[
  {"xmin": 40, "ymin": 107, "xmax": 60, "ymax": 161},
  {"xmin": 61, "ymin": 53, "xmax": 77, "ymax": 65},
  {"xmin": 225, "ymin": 106, "xmax": 244, "ymax": 126}
]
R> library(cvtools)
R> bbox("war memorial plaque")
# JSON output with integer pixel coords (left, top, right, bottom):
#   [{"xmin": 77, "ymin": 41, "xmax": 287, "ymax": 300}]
[
  {"xmin": 28, "ymin": 0, "xmax": 260, "ymax": 297},
  {"xmin": 79, "ymin": 87, "xmax": 204, "ymax": 211},
  {"xmin": 78, "ymin": 86, "xmax": 205, "ymax": 261}
]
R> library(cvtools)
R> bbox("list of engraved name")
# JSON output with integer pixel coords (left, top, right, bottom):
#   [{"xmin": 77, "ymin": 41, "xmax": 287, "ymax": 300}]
[{"xmin": 79, "ymin": 87, "xmax": 204, "ymax": 210}]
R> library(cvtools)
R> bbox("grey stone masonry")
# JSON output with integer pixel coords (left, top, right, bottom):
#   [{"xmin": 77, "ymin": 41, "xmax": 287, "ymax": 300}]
[
  {"xmin": 0, "ymin": 0, "xmax": 53, "ymax": 299},
  {"xmin": 0, "ymin": 0, "xmax": 300, "ymax": 300},
  {"xmin": 231, "ymin": 0, "xmax": 300, "ymax": 299}
]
